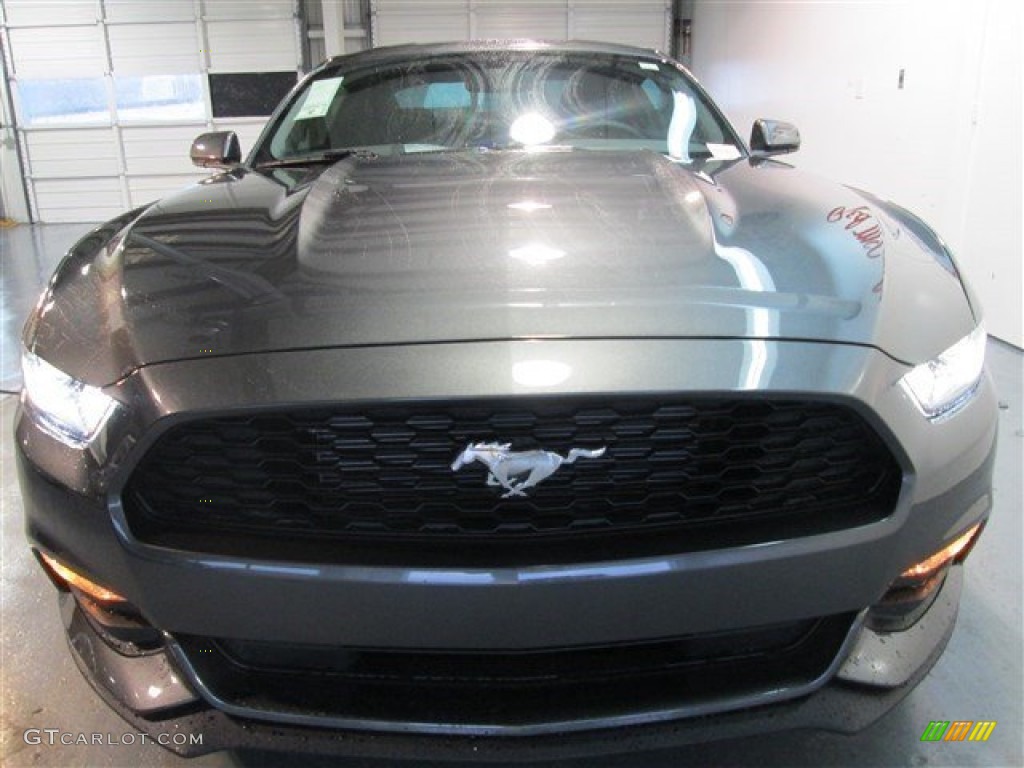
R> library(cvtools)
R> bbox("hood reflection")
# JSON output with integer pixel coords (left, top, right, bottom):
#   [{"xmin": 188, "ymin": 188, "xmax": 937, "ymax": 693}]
[
  {"xmin": 513, "ymin": 359, "xmax": 572, "ymax": 387},
  {"xmin": 509, "ymin": 244, "xmax": 565, "ymax": 266}
]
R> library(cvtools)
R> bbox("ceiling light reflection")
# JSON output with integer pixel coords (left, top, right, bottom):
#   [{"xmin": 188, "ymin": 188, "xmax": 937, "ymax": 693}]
[
  {"xmin": 513, "ymin": 360, "xmax": 572, "ymax": 387},
  {"xmin": 509, "ymin": 243, "xmax": 565, "ymax": 266},
  {"xmin": 507, "ymin": 200, "xmax": 552, "ymax": 212},
  {"xmin": 509, "ymin": 113, "xmax": 556, "ymax": 146}
]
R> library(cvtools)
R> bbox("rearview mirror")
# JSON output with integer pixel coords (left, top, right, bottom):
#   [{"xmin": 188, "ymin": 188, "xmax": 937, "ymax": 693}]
[
  {"xmin": 750, "ymin": 119, "xmax": 800, "ymax": 155},
  {"xmin": 190, "ymin": 131, "xmax": 241, "ymax": 168}
]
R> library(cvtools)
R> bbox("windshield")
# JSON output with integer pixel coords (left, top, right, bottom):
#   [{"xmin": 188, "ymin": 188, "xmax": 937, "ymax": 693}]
[{"xmin": 257, "ymin": 51, "xmax": 743, "ymax": 163}]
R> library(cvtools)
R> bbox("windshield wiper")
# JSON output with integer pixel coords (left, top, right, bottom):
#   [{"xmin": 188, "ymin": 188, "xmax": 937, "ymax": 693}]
[{"xmin": 254, "ymin": 148, "xmax": 377, "ymax": 169}]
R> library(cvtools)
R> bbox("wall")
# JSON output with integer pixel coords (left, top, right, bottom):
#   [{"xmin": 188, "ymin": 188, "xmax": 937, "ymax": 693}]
[{"xmin": 690, "ymin": 0, "xmax": 1022, "ymax": 347}]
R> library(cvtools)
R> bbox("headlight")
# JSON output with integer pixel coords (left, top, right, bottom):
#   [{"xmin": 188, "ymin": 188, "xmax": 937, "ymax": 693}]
[
  {"xmin": 21, "ymin": 351, "xmax": 117, "ymax": 447},
  {"xmin": 901, "ymin": 325, "xmax": 986, "ymax": 420}
]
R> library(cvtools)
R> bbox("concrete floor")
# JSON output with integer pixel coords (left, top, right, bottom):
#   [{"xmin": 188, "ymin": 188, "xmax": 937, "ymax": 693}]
[{"xmin": 1, "ymin": 223, "xmax": 1021, "ymax": 767}]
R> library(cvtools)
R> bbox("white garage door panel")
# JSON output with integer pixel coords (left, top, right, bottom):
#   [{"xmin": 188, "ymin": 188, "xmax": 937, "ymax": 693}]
[
  {"xmin": 206, "ymin": 19, "xmax": 297, "ymax": 72},
  {"xmin": 104, "ymin": 0, "xmax": 196, "ymax": 24},
  {"xmin": 372, "ymin": 0, "xmax": 669, "ymax": 50},
  {"xmin": 108, "ymin": 23, "xmax": 200, "ymax": 75},
  {"xmin": 33, "ymin": 179, "xmax": 124, "ymax": 223},
  {"xmin": 26, "ymin": 130, "xmax": 120, "ymax": 179},
  {"xmin": 573, "ymin": 9, "xmax": 667, "ymax": 50},
  {"xmin": 8, "ymin": 27, "xmax": 105, "ymax": 78},
  {"xmin": 373, "ymin": 0, "xmax": 469, "ymax": 46},
  {"xmin": 202, "ymin": 1, "xmax": 294, "ymax": 21},
  {"xmin": 374, "ymin": 0, "xmax": 468, "ymax": 15},
  {"xmin": 4, "ymin": 2, "xmax": 303, "ymax": 222},
  {"xmin": 475, "ymin": 9, "xmax": 566, "ymax": 40},
  {"xmin": 122, "ymin": 125, "xmax": 206, "ymax": 175},
  {"xmin": 473, "ymin": 0, "xmax": 564, "ymax": 8},
  {"xmin": 214, "ymin": 120, "xmax": 267, "ymax": 155},
  {"xmin": 3, "ymin": 0, "xmax": 97, "ymax": 27},
  {"xmin": 376, "ymin": 14, "xmax": 469, "ymax": 46},
  {"xmin": 129, "ymin": 175, "xmax": 207, "ymax": 206}
]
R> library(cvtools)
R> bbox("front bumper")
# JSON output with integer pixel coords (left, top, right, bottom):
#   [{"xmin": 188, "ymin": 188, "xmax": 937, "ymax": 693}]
[{"xmin": 59, "ymin": 567, "xmax": 965, "ymax": 760}]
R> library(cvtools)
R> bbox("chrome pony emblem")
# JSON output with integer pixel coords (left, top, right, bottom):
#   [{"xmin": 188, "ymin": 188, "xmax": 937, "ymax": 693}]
[{"xmin": 451, "ymin": 442, "xmax": 607, "ymax": 498}]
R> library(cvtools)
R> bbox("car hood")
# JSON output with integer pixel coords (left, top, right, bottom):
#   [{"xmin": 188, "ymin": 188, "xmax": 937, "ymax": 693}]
[{"xmin": 29, "ymin": 149, "xmax": 975, "ymax": 386}]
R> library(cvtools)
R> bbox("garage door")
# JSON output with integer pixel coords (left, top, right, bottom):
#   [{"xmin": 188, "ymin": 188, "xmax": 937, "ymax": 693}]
[
  {"xmin": 371, "ymin": 0, "xmax": 672, "ymax": 52},
  {"xmin": 0, "ymin": 0, "xmax": 303, "ymax": 223}
]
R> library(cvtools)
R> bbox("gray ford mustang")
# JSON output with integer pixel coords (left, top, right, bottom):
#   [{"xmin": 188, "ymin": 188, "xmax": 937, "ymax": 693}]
[{"xmin": 15, "ymin": 41, "xmax": 997, "ymax": 759}]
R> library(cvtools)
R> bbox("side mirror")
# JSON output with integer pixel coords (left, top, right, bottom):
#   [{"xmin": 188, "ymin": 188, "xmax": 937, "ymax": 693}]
[
  {"xmin": 190, "ymin": 131, "xmax": 241, "ymax": 168},
  {"xmin": 750, "ymin": 119, "xmax": 800, "ymax": 155}
]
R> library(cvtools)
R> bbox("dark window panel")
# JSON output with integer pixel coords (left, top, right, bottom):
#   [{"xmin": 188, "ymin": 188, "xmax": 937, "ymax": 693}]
[{"xmin": 209, "ymin": 72, "xmax": 298, "ymax": 118}]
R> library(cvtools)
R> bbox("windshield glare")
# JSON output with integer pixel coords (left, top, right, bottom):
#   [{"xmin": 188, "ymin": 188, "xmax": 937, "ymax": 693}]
[{"xmin": 262, "ymin": 52, "xmax": 741, "ymax": 162}]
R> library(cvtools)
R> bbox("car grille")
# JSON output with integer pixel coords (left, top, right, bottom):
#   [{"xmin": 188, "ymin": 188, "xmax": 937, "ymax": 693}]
[
  {"xmin": 123, "ymin": 396, "xmax": 902, "ymax": 565},
  {"xmin": 176, "ymin": 612, "xmax": 856, "ymax": 732}
]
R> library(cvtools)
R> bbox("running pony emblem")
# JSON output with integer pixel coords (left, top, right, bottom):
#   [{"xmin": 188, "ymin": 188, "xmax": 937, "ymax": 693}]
[{"xmin": 451, "ymin": 442, "xmax": 607, "ymax": 498}]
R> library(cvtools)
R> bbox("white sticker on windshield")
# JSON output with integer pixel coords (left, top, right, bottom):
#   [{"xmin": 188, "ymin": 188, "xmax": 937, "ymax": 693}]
[
  {"xmin": 707, "ymin": 143, "xmax": 742, "ymax": 160},
  {"xmin": 295, "ymin": 76, "xmax": 344, "ymax": 120},
  {"xmin": 638, "ymin": 61, "xmax": 660, "ymax": 71}
]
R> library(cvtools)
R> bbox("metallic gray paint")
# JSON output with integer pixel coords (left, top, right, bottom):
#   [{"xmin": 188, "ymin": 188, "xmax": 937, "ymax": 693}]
[{"xmin": 26, "ymin": 151, "xmax": 974, "ymax": 389}]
